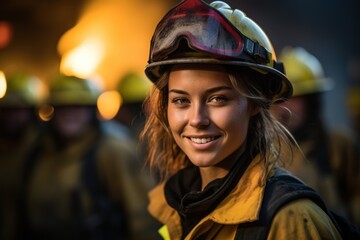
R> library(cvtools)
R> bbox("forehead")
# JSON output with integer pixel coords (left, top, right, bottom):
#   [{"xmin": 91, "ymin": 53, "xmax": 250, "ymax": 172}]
[
  {"xmin": 168, "ymin": 64, "xmax": 232, "ymax": 89},
  {"xmin": 169, "ymin": 63, "xmax": 230, "ymax": 82}
]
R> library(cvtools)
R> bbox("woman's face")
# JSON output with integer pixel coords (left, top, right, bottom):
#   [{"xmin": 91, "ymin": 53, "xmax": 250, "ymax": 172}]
[{"xmin": 167, "ymin": 65, "xmax": 256, "ymax": 171}]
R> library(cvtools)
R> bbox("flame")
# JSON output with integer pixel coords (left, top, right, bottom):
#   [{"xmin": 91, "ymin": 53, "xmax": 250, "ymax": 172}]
[
  {"xmin": 0, "ymin": 71, "xmax": 6, "ymax": 99},
  {"xmin": 58, "ymin": 0, "xmax": 170, "ymax": 91},
  {"xmin": 60, "ymin": 37, "xmax": 104, "ymax": 79}
]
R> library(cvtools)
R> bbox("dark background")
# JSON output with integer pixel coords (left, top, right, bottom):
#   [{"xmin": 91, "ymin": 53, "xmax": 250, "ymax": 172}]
[
  {"xmin": 1, "ymin": 0, "xmax": 359, "ymax": 129},
  {"xmin": 228, "ymin": 0, "xmax": 360, "ymax": 130}
]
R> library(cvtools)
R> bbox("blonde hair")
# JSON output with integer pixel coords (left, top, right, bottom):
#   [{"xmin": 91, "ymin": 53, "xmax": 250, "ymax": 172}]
[{"xmin": 140, "ymin": 67, "xmax": 295, "ymax": 182}]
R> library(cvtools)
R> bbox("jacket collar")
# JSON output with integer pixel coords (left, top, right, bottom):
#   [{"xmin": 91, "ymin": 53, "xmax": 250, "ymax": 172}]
[
  {"xmin": 209, "ymin": 154, "xmax": 266, "ymax": 224},
  {"xmin": 148, "ymin": 154, "xmax": 267, "ymax": 226}
]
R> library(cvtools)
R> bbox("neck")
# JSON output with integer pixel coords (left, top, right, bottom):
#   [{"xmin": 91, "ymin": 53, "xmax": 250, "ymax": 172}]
[{"xmin": 199, "ymin": 143, "xmax": 246, "ymax": 190}]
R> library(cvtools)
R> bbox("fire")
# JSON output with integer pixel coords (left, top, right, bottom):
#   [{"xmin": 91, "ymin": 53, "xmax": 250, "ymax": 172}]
[
  {"xmin": 57, "ymin": 0, "xmax": 170, "ymax": 119},
  {"xmin": 58, "ymin": 0, "xmax": 170, "ymax": 90},
  {"xmin": 60, "ymin": 37, "xmax": 104, "ymax": 79}
]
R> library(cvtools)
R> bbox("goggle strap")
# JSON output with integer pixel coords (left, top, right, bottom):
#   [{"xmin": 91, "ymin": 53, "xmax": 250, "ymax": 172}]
[{"xmin": 244, "ymin": 38, "xmax": 269, "ymax": 64}]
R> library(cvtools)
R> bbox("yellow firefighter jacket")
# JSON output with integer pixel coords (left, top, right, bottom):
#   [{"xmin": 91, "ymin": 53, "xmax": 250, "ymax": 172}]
[{"xmin": 148, "ymin": 154, "xmax": 341, "ymax": 240}]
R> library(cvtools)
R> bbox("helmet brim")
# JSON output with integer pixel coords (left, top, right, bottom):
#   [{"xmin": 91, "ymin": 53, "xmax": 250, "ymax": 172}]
[{"xmin": 145, "ymin": 58, "xmax": 293, "ymax": 102}]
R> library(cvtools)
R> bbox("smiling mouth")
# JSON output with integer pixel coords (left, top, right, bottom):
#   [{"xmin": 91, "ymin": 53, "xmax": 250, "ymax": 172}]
[{"xmin": 190, "ymin": 136, "xmax": 218, "ymax": 144}]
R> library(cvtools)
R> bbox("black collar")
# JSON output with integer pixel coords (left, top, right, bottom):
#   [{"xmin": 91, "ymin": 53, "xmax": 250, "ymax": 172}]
[{"xmin": 164, "ymin": 147, "xmax": 255, "ymax": 238}]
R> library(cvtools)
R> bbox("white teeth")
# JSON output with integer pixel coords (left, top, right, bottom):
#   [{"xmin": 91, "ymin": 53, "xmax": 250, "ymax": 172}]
[{"xmin": 190, "ymin": 137, "xmax": 216, "ymax": 144}]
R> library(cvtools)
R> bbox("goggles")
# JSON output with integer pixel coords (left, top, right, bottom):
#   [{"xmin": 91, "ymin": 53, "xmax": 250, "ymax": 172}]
[{"xmin": 149, "ymin": 0, "xmax": 271, "ymax": 65}]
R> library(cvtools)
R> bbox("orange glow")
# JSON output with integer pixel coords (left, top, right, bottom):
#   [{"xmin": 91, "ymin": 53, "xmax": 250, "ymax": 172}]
[
  {"xmin": 0, "ymin": 71, "xmax": 6, "ymax": 99},
  {"xmin": 97, "ymin": 90, "xmax": 122, "ymax": 120},
  {"xmin": 58, "ymin": 0, "xmax": 170, "ymax": 91},
  {"xmin": 0, "ymin": 21, "xmax": 12, "ymax": 49},
  {"xmin": 38, "ymin": 104, "xmax": 55, "ymax": 122},
  {"xmin": 60, "ymin": 37, "xmax": 104, "ymax": 79},
  {"xmin": 34, "ymin": 78, "xmax": 49, "ymax": 103}
]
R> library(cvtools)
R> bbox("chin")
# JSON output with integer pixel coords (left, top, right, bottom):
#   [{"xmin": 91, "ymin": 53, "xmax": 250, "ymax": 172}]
[{"xmin": 188, "ymin": 156, "xmax": 221, "ymax": 168}]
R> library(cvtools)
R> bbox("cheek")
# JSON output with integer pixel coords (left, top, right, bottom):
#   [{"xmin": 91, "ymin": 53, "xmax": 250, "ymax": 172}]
[
  {"xmin": 223, "ymin": 102, "xmax": 251, "ymax": 138},
  {"xmin": 167, "ymin": 106, "xmax": 183, "ymax": 134}
]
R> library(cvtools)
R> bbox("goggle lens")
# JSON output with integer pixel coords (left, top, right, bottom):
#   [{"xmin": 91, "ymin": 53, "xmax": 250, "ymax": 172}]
[{"xmin": 150, "ymin": 0, "xmax": 269, "ymax": 64}]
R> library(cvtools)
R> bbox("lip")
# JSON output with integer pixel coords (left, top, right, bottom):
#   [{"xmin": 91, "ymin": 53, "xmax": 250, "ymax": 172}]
[{"xmin": 185, "ymin": 135, "xmax": 221, "ymax": 150}]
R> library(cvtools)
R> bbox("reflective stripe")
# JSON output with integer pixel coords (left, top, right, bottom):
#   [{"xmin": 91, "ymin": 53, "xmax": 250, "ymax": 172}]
[{"xmin": 158, "ymin": 225, "xmax": 171, "ymax": 240}]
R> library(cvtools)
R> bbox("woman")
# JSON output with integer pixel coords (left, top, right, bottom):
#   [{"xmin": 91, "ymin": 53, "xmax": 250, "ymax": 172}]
[{"xmin": 141, "ymin": 0, "xmax": 342, "ymax": 239}]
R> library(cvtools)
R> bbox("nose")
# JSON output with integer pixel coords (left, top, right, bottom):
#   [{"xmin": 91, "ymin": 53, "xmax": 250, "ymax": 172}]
[{"xmin": 189, "ymin": 103, "xmax": 210, "ymax": 128}]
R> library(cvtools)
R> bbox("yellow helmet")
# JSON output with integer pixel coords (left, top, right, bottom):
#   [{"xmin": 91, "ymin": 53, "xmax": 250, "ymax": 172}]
[
  {"xmin": 279, "ymin": 47, "xmax": 334, "ymax": 96},
  {"xmin": 0, "ymin": 73, "xmax": 45, "ymax": 107},
  {"xmin": 48, "ymin": 75, "xmax": 100, "ymax": 106},
  {"xmin": 117, "ymin": 72, "xmax": 151, "ymax": 103},
  {"xmin": 145, "ymin": 0, "xmax": 292, "ymax": 101}
]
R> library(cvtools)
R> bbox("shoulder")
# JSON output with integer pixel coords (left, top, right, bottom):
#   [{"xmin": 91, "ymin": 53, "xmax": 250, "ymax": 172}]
[
  {"xmin": 148, "ymin": 183, "xmax": 177, "ymax": 224},
  {"xmin": 268, "ymin": 199, "xmax": 342, "ymax": 239}
]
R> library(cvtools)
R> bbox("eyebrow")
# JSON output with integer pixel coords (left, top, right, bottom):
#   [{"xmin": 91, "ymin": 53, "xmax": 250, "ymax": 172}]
[{"xmin": 168, "ymin": 86, "xmax": 233, "ymax": 95}]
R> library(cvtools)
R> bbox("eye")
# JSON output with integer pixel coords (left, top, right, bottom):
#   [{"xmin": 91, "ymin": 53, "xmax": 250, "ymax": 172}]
[
  {"xmin": 209, "ymin": 95, "xmax": 228, "ymax": 104},
  {"xmin": 171, "ymin": 97, "xmax": 190, "ymax": 105}
]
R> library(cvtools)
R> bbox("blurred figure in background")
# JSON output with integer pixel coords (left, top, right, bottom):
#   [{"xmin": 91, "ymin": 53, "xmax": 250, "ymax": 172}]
[
  {"xmin": 115, "ymin": 72, "xmax": 152, "ymax": 181},
  {"xmin": 271, "ymin": 47, "xmax": 360, "ymax": 226},
  {"xmin": 18, "ymin": 74, "xmax": 158, "ymax": 240},
  {"xmin": 0, "ymin": 72, "xmax": 45, "ymax": 240},
  {"xmin": 115, "ymin": 72, "xmax": 151, "ymax": 140}
]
